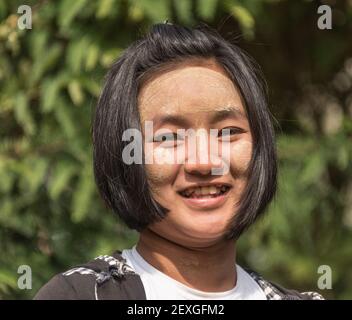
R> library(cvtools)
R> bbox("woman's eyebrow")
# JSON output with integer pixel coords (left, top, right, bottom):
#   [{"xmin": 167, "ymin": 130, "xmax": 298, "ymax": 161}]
[
  {"xmin": 153, "ymin": 114, "xmax": 190, "ymax": 128},
  {"xmin": 209, "ymin": 107, "xmax": 247, "ymax": 124},
  {"xmin": 153, "ymin": 106, "xmax": 246, "ymax": 128}
]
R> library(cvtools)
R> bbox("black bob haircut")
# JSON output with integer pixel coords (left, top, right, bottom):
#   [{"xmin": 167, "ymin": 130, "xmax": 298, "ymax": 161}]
[{"xmin": 93, "ymin": 23, "xmax": 277, "ymax": 240}]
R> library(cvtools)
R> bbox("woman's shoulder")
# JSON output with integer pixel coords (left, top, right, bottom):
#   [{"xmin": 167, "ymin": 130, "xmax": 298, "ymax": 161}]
[
  {"xmin": 244, "ymin": 267, "xmax": 325, "ymax": 300},
  {"xmin": 34, "ymin": 252, "xmax": 145, "ymax": 300}
]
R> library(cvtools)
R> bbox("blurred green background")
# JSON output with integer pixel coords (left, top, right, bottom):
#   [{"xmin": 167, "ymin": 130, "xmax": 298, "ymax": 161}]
[{"xmin": 0, "ymin": 0, "xmax": 351, "ymax": 299}]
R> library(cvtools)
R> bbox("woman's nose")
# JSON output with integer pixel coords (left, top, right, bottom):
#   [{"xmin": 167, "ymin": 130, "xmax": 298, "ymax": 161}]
[
  {"xmin": 183, "ymin": 132, "xmax": 224, "ymax": 176},
  {"xmin": 184, "ymin": 161, "xmax": 221, "ymax": 176}
]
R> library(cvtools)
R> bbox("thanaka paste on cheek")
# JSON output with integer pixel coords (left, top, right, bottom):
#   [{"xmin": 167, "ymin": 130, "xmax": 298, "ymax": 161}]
[
  {"xmin": 145, "ymin": 165, "xmax": 167, "ymax": 185},
  {"xmin": 145, "ymin": 161, "xmax": 177, "ymax": 191},
  {"xmin": 229, "ymin": 140, "xmax": 252, "ymax": 176}
]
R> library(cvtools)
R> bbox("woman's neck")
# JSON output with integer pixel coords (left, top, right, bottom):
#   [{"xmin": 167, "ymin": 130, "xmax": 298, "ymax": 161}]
[{"xmin": 136, "ymin": 228, "xmax": 237, "ymax": 292}]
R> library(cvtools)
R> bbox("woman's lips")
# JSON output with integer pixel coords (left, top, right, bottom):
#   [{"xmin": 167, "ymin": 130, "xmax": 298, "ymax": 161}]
[{"xmin": 178, "ymin": 188, "xmax": 230, "ymax": 210}]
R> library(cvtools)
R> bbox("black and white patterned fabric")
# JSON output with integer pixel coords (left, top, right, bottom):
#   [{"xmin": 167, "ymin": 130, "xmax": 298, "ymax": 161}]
[{"xmin": 245, "ymin": 269, "xmax": 324, "ymax": 300}]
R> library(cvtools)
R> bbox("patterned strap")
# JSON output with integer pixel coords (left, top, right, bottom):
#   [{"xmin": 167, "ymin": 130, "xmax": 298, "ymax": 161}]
[
  {"xmin": 246, "ymin": 269, "xmax": 325, "ymax": 300},
  {"xmin": 62, "ymin": 254, "xmax": 137, "ymax": 300}
]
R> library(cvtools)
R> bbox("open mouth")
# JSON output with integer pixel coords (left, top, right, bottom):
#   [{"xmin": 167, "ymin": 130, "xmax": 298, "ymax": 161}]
[{"xmin": 178, "ymin": 184, "xmax": 231, "ymax": 199}]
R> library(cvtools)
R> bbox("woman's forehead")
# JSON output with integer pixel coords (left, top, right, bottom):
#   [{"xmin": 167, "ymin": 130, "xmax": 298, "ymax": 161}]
[{"xmin": 138, "ymin": 63, "xmax": 245, "ymax": 123}]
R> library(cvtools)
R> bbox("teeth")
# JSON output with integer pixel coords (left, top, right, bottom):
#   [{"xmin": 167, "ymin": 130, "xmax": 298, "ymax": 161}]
[
  {"xmin": 209, "ymin": 186, "xmax": 218, "ymax": 194},
  {"xmin": 201, "ymin": 187, "xmax": 210, "ymax": 195},
  {"xmin": 181, "ymin": 185, "xmax": 229, "ymax": 197}
]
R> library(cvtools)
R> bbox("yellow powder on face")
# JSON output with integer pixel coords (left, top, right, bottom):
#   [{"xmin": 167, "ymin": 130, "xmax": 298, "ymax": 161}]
[{"xmin": 145, "ymin": 163, "xmax": 174, "ymax": 186}]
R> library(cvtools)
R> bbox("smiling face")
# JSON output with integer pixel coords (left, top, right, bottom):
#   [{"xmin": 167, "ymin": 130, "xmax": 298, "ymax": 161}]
[{"xmin": 138, "ymin": 58, "xmax": 253, "ymax": 248}]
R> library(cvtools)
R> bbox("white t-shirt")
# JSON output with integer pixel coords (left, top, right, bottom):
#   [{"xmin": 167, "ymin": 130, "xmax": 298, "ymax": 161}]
[{"xmin": 121, "ymin": 246, "xmax": 267, "ymax": 300}]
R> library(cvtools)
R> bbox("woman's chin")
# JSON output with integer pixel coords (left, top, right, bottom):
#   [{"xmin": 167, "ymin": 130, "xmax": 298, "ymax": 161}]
[{"xmin": 172, "ymin": 222, "xmax": 232, "ymax": 247}]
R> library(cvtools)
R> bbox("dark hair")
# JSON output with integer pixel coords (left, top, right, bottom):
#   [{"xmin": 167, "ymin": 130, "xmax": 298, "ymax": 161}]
[{"xmin": 92, "ymin": 23, "xmax": 277, "ymax": 240}]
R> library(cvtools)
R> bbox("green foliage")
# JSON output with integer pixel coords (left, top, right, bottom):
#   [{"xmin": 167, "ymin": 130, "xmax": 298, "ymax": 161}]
[{"xmin": 0, "ymin": 0, "xmax": 351, "ymax": 299}]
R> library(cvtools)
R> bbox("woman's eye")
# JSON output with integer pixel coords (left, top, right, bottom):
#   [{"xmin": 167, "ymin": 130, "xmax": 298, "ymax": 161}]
[
  {"xmin": 153, "ymin": 133, "xmax": 183, "ymax": 143},
  {"xmin": 218, "ymin": 127, "xmax": 245, "ymax": 138}
]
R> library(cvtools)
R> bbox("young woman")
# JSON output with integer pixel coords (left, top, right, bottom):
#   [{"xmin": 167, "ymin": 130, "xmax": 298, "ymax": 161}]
[{"xmin": 35, "ymin": 23, "xmax": 323, "ymax": 300}]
